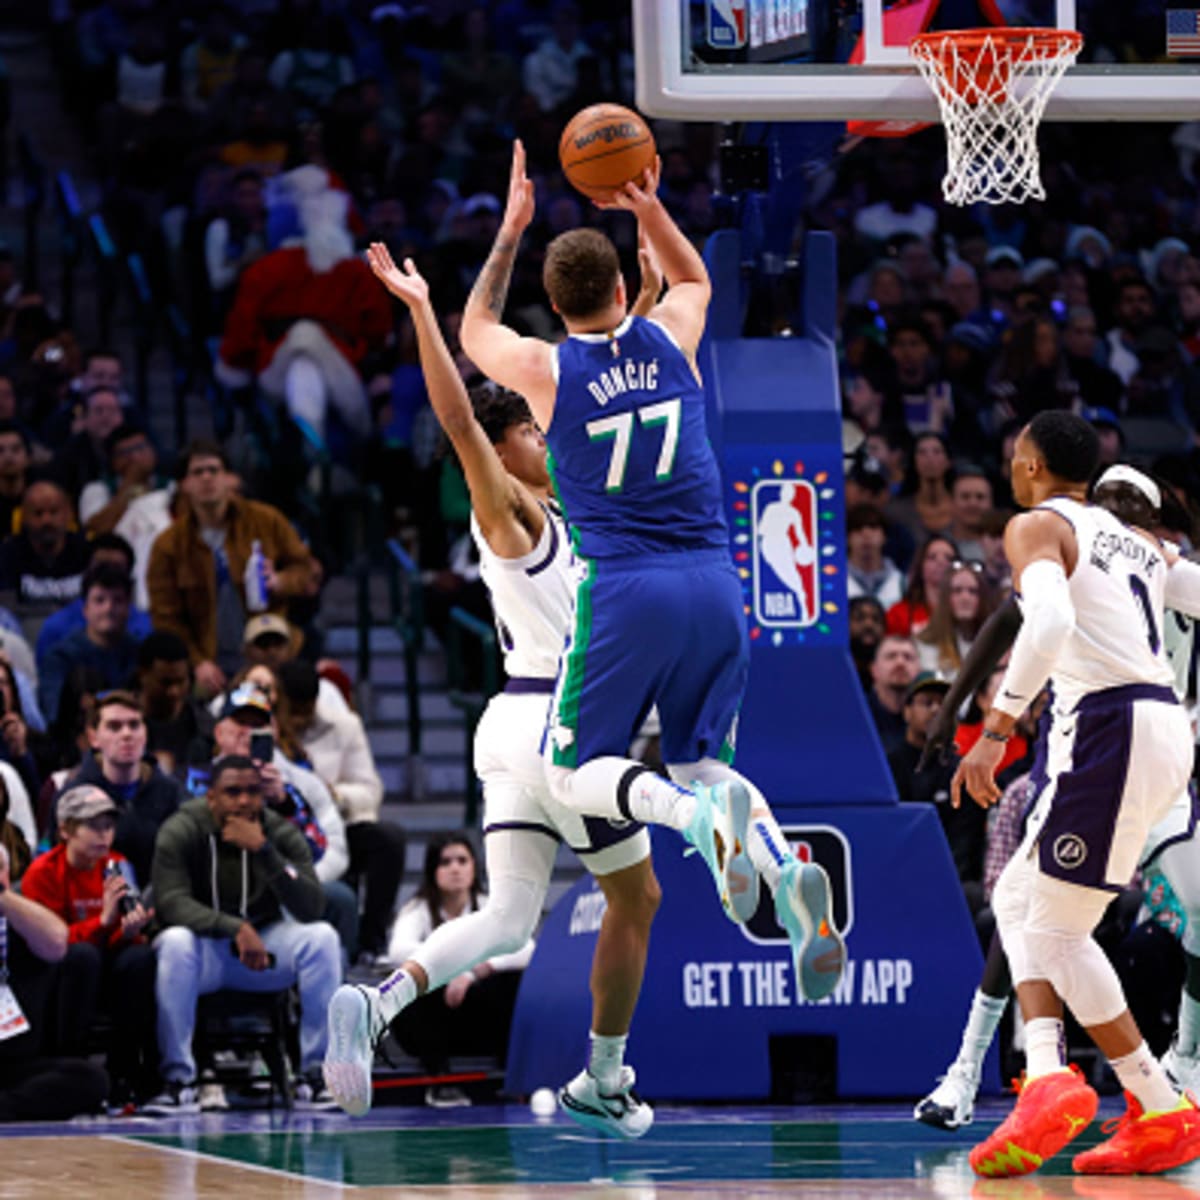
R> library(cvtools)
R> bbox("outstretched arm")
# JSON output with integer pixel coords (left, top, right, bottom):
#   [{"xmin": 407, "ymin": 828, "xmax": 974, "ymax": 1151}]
[
  {"xmin": 918, "ymin": 596, "xmax": 1023, "ymax": 772},
  {"xmin": 367, "ymin": 246, "xmax": 538, "ymax": 557},
  {"xmin": 602, "ymin": 158, "xmax": 711, "ymax": 358},
  {"xmin": 460, "ymin": 140, "xmax": 555, "ymax": 426}
]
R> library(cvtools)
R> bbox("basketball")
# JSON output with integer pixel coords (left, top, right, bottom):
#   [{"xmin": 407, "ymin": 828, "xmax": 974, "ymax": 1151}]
[{"xmin": 558, "ymin": 103, "xmax": 656, "ymax": 203}]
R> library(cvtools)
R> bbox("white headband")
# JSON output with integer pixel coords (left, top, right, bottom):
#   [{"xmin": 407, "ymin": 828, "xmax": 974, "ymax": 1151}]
[{"xmin": 1096, "ymin": 464, "xmax": 1161, "ymax": 511}]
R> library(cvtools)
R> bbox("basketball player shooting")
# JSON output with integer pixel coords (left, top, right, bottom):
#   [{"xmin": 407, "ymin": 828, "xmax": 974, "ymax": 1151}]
[
  {"xmin": 459, "ymin": 139, "xmax": 845, "ymax": 1008},
  {"xmin": 952, "ymin": 411, "xmax": 1200, "ymax": 1178},
  {"xmin": 323, "ymin": 245, "xmax": 666, "ymax": 1137}
]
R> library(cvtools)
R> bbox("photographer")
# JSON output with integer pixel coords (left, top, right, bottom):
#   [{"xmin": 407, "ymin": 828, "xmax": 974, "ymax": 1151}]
[
  {"xmin": 147, "ymin": 754, "xmax": 340, "ymax": 1112},
  {"xmin": 20, "ymin": 785, "xmax": 157, "ymax": 1105},
  {"xmin": 0, "ymin": 842, "xmax": 109, "ymax": 1120}
]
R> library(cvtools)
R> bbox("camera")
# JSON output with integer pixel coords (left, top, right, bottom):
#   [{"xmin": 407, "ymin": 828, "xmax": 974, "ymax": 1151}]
[{"xmin": 104, "ymin": 858, "xmax": 139, "ymax": 916}]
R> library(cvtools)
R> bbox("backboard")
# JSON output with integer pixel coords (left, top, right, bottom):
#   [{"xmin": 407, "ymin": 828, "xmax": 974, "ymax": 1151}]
[{"xmin": 635, "ymin": 0, "xmax": 1200, "ymax": 123}]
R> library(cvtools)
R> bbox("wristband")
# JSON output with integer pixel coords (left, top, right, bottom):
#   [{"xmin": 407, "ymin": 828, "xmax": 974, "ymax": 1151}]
[{"xmin": 981, "ymin": 729, "xmax": 1010, "ymax": 743}]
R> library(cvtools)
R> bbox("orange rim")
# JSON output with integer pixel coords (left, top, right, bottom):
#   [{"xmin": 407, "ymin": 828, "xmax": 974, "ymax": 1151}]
[{"xmin": 911, "ymin": 27, "xmax": 1083, "ymax": 62}]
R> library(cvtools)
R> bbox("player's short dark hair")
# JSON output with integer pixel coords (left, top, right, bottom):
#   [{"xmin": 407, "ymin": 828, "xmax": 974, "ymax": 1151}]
[
  {"xmin": 177, "ymin": 438, "xmax": 229, "ymax": 479},
  {"xmin": 0, "ymin": 420, "xmax": 28, "ymax": 453},
  {"xmin": 470, "ymin": 383, "xmax": 534, "ymax": 445},
  {"xmin": 104, "ymin": 422, "xmax": 147, "ymax": 459},
  {"xmin": 210, "ymin": 754, "xmax": 260, "ymax": 790},
  {"xmin": 1025, "ymin": 411, "xmax": 1100, "ymax": 485},
  {"xmin": 543, "ymin": 228, "xmax": 621, "ymax": 319},
  {"xmin": 849, "ymin": 594, "xmax": 886, "ymax": 621}
]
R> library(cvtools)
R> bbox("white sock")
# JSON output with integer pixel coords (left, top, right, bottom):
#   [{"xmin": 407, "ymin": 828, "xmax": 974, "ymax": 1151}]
[
  {"xmin": 1111, "ymin": 1041, "xmax": 1180, "ymax": 1115},
  {"xmin": 588, "ymin": 1033, "xmax": 627, "ymax": 1093},
  {"xmin": 748, "ymin": 810, "xmax": 791, "ymax": 895},
  {"xmin": 376, "ymin": 969, "xmax": 418, "ymax": 1023},
  {"xmin": 1024, "ymin": 1016, "xmax": 1067, "ymax": 1079},
  {"xmin": 1178, "ymin": 988, "xmax": 1200, "ymax": 1056},
  {"xmin": 955, "ymin": 991, "xmax": 1008, "ymax": 1075}
]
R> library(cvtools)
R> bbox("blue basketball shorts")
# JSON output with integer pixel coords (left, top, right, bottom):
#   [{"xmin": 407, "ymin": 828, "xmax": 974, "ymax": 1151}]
[{"xmin": 545, "ymin": 548, "xmax": 749, "ymax": 769}]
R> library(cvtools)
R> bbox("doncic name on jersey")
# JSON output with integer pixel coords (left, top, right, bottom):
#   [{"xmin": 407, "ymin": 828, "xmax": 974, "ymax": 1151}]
[{"xmin": 751, "ymin": 479, "xmax": 818, "ymax": 628}]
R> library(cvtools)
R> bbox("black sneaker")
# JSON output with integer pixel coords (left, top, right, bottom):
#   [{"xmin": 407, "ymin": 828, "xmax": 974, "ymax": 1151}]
[
  {"xmin": 425, "ymin": 1084, "xmax": 471, "ymax": 1109},
  {"xmin": 294, "ymin": 1075, "xmax": 340, "ymax": 1111},
  {"xmin": 142, "ymin": 1081, "xmax": 201, "ymax": 1115}
]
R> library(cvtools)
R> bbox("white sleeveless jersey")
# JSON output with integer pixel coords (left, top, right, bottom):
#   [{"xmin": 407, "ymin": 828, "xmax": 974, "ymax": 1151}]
[
  {"xmin": 1036, "ymin": 497, "xmax": 1174, "ymax": 709},
  {"xmin": 470, "ymin": 502, "xmax": 576, "ymax": 680}
]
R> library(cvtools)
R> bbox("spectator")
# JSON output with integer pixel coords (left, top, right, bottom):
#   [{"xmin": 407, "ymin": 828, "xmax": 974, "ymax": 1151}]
[
  {"xmin": 0, "ymin": 767, "xmax": 31, "ymax": 881},
  {"xmin": 39, "ymin": 563, "xmax": 141, "ymax": 725},
  {"xmin": 845, "ymin": 505, "xmax": 904, "ymax": 609},
  {"xmin": 20, "ymin": 785, "xmax": 157, "ymax": 1105},
  {"xmin": 0, "ymin": 842, "xmax": 109, "ymax": 1121},
  {"xmin": 0, "ymin": 659, "xmax": 45, "ymax": 806},
  {"xmin": 522, "ymin": 1, "xmax": 594, "ymax": 113},
  {"xmin": 886, "ymin": 316, "xmax": 952, "ymax": 437},
  {"xmin": 866, "ymin": 634, "xmax": 920, "ymax": 756},
  {"xmin": 267, "ymin": 15, "xmax": 355, "ymax": 119},
  {"xmin": 849, "ymin": 595, "xmax": 886, "ymax": 692},
  {"xmin": 146, "ymin": 754, "xmax": 341, "ymax": 1113},
  {"xmin": 1081, "ymin": 406, "xmax": 1126, "ymax": 469},
  {"xmin": 1105, "ymin": 276, "xmax": 1157, "ymax": 386},
  {"xmin": 385, "ymin": 834, "xmax": 533, "ymax": 1109},
  {"xmin": 917, "ymin": 560, "xmax": 997, "ymax": 680},
  {"xmin": 1062, "ymin": 305, "xmax": 1124, "ymax": 414},
  {"xmin": 36, "ymin": 533, "xmax": 152, "ymax": 670},
  {"xmin": 278, "ymin": 658, "xmax": 406, "ymax": 962},
  {"xmin": 211, "ymin": 682, "xmax": 356, "ymax": 955},
  {"xmin": 78, "ymin": 424, "xmax": 161, "ymax": 536},
  {"xmin": 888, "ymin": 433, "xmax": 954, "ymax": 545},
  {"xmin": 241, "ymin": 612, "xmax": 349, "ymax": 716},
  {"xmin": 0, "ymin": 421, "xmax": 31, "ymax": 539},
  {"xmin": 945, "ymin": 467, "xmax": 994, "ymax": 562},
  {"xmin": 147, "ymin": 439, "xmax": 318, "ymax": 698},
  {"xmin": 179, "ymin": 4, "xmax": 245, "ymax": 113},
  {"xmin": 54, "ymin": 690, "xmax": 182, "ymax": 889},
  {"xmin": 886, "ymin": 533, "xmax": 958, "ymax": 637},
  {"xmin": 216, "ymin": 166, "xmax": 391, "ymax": 446},
  {"xmin": 888, "ymin": 671, "xmax": 986, "ymax": 898},
  {"xmin": 136, "ymin": 631, "xmax": 214, "ymax": 781},
  {"xmin": 845, "ymin": 454, "xmax": 916, "ymax": 571},
  {"xmin": 203, "ymin": 169, "xmax": 268, "ymax": 324},
  {"xmin": 986, "ymin": 316, "xmax": 1079, "ymax": 426},
  {"xmin": 982, "ymin": 246, "xmax": 1024, "ymax": 322},
  {"xmin": 0, "ymin": 481, "xmax": 88, "ymax": 608},
  {"xmin": 114, "ymin": 473, "xmax": 176, "ymax": 613},
  {"xmin": 51, "ymin": 385, "xmax": 125, "ymax": 503},
  {"xmin": 852, "ymin": 155, "xmax": 937, "ymax": 244},
  {"xmin": 944, "ymin": 261, "xmax": 984, "ymax": 323},
  {"xmin": 979, "ymin": 509, "xmax": 1013, "ymax": 596}
]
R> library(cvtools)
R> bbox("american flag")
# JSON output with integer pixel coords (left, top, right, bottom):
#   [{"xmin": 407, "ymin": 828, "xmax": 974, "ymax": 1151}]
[{"xmin": 1167, "ymin": 9, "xmax": 1200, "ymax": 57}]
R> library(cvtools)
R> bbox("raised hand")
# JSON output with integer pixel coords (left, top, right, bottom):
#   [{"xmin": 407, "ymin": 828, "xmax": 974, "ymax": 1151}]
[
  {"xmin": 501, "ymin": 139, "xmax": 535, "ymax": 234},
  {"xmin": 596, "ymin": 156, "xmax": 663, "ymax": 215},
  {"xmin": 366, "ymin": 243, "xmax": 430, "ymax": 309}
]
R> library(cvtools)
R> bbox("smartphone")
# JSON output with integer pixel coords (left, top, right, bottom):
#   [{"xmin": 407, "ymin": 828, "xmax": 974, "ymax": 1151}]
[{"xmin": 249, "ymin": 731, "xmax": 274, "ymax": 762}]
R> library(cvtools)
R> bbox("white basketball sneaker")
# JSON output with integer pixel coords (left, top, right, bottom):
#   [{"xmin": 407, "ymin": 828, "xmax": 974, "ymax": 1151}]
[
  {"xmin": 913, "ymin": 1061, "xmax": 980, "ymax": 1130},
  {"xmin": 323, "ymin": 984, "xmax": 387, "ymax": 1117},
  {"xmin": 1163, "ymin": 1037, "xmax": 1200, "ymax": 1094},
  {"xmin": 558, "ymin": 1066, "xmax": 654, "ymax": 1139}
]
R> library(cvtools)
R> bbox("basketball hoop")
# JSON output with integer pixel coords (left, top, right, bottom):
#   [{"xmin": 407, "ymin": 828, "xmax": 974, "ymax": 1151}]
[{"xmin": 910, "ymin": 27, "xmax": 1083, "ymax": 206}]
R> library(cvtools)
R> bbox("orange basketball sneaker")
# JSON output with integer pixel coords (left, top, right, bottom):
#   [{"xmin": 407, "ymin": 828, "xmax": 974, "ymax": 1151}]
[
  {"xmin": 1072, "ymin": 1091, "xmax": 1200, "ymax": 1175},
  {"xmin": 970, "ymin": 1065, "xmax": 1099, "ymax": 1178}
]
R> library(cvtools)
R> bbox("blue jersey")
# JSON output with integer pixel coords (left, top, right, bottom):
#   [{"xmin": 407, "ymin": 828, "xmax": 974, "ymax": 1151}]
[{"xmin": 546, "ymin": 315, "xmax": 728, "ymax": 558}]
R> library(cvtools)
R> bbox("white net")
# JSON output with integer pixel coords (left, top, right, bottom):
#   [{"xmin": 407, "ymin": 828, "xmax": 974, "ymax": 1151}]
[{"xmin": 911, "ymin": 28, "xmax": 1083, "ymax": 207}]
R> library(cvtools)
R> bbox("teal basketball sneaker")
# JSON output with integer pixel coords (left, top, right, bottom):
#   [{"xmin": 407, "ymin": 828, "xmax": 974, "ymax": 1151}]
[
  {"xmin": 682, "ymin": 779, "xmax": 754, "ymax": 922},
  {"xmin": 776, "ymin": 858, "xmax": 845, "ymax": 1001}
]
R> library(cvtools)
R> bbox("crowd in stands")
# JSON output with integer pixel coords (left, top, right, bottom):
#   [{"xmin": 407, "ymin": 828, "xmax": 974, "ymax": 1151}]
[{"xmin": 0, "ymin": 0, "xmax": 1196, "ymax": 1116}]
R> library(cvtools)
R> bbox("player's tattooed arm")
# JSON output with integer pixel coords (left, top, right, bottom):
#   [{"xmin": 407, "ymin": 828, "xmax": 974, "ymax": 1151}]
[{"xmin": 471, "ymin": 236, "xmax": 519, "ymax": 320}]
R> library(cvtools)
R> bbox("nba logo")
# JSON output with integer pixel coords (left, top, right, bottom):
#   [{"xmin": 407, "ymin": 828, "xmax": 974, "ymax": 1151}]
[
  {"xmin": 707, "ymin": 0, "xmax": 747, "ymax": 48},
  {"xmin": 750, "ymin": 478, "xmax": 818, "ymax": 628}
]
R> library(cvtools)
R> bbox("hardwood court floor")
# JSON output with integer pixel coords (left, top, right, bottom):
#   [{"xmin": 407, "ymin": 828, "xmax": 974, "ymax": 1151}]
[{"xmin": 4, "ymin": 1103, "xmax": 1200, "ymax": 1199}]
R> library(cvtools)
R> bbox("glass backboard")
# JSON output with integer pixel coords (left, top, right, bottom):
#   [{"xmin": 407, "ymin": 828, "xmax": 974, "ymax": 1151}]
[{"xmin": 635, "ymin": 0, "xmax": 1200, "ymax": 122}]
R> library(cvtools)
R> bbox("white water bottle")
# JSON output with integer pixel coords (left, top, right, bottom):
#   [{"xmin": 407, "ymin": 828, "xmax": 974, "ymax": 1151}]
[{"xmin": 244, "ymin": 540, "xmax": 268, "ymax": 612}]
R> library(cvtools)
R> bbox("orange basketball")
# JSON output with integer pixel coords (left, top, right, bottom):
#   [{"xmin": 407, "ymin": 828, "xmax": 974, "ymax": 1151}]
[{"xmin": 558, "ymin": 104, "xmax": 656, "ymax": 204}]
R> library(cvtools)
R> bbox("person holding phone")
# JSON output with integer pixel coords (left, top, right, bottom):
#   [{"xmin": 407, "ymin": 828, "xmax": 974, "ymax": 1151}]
[
  {"xmin": 147, "ymin": 753, "xmax": 341, "ymax": 1113},
  {"xmin": 211, "ymin": 683, "xmax": 356, "ymax": 958}
]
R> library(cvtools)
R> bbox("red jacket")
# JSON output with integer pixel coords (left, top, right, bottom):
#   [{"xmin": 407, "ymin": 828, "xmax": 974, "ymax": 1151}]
[
  {"xmin": 219, "ymin": 246, "xmax": 392, "ymax": 375},
  {"xmin": 20, "ymin": 844, "xmax": 133, "ymax": 948}
]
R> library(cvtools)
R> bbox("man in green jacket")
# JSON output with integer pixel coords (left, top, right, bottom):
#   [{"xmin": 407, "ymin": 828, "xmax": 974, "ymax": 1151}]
[{"xmin": 145, "ymin": 754, "xmax": 341, "ymax": 1112}]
